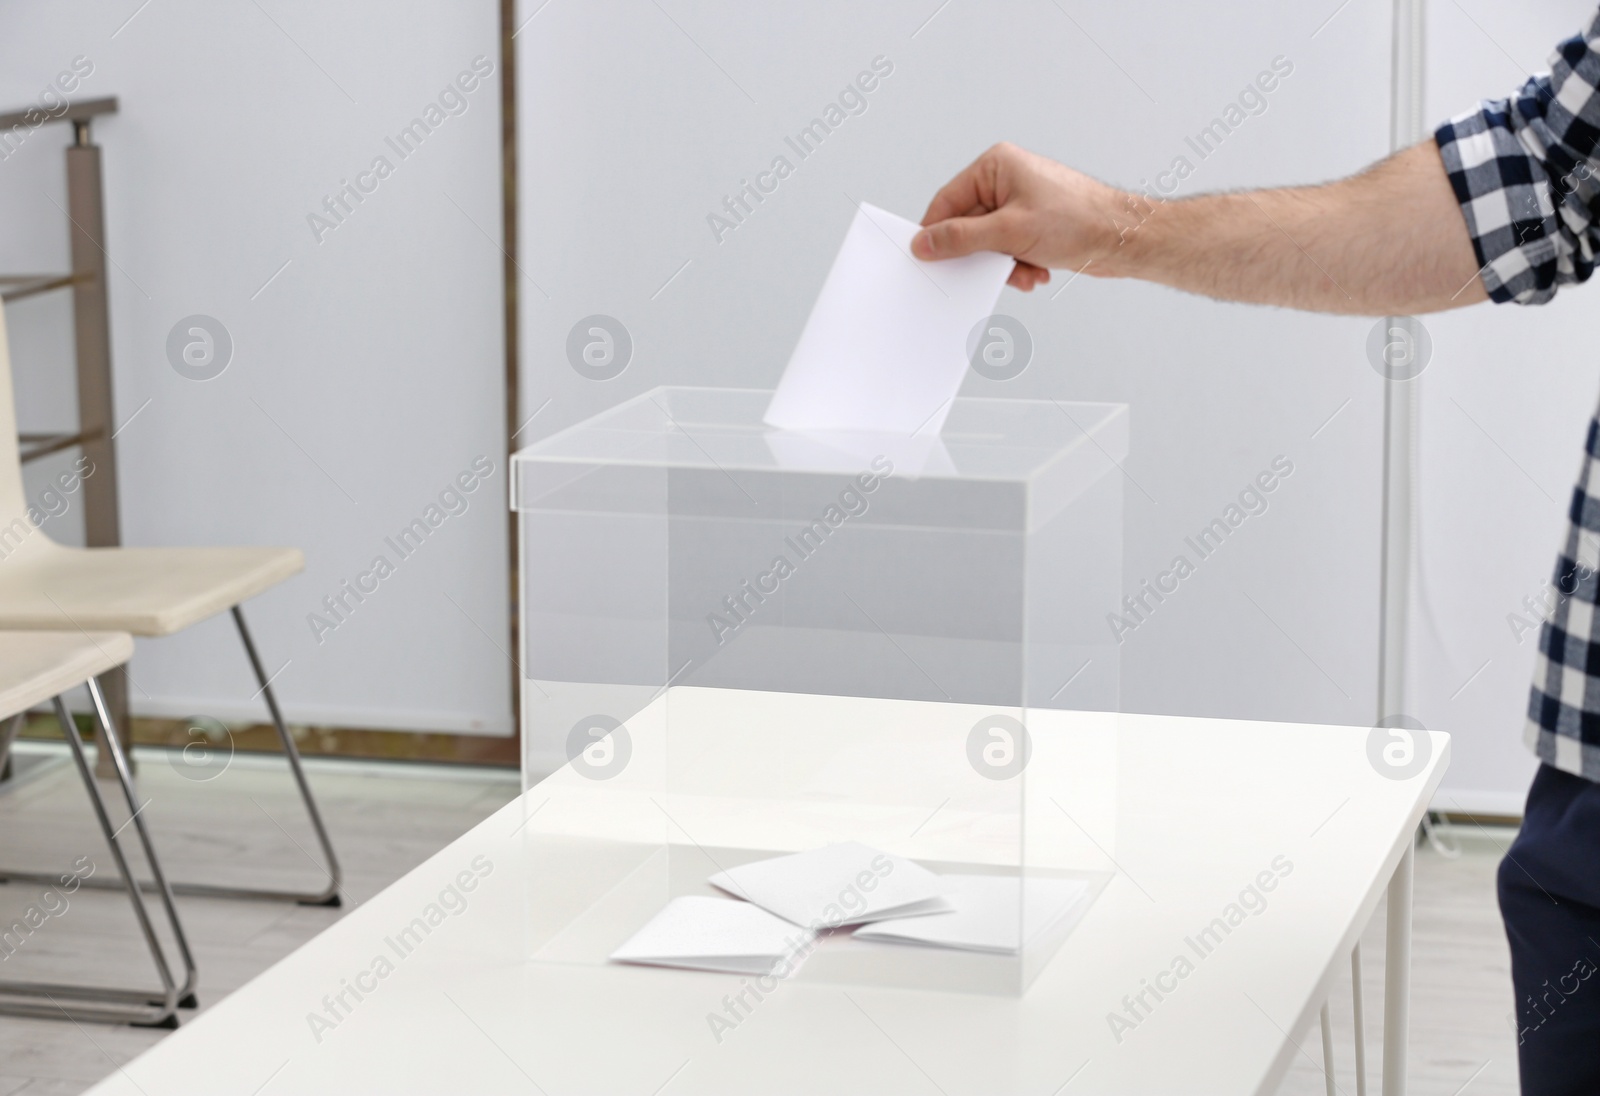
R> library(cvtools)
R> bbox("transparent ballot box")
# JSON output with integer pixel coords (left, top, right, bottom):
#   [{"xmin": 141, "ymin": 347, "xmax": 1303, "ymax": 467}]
[{"xmin": 510, "ymin": 387, "xmax": 1126, "ymax": 995}]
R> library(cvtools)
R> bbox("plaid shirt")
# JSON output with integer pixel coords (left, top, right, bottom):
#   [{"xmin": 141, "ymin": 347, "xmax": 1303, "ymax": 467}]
[{"xmin": 1435, "ymin": 10, "xmax": 1600, "ymax": 781}]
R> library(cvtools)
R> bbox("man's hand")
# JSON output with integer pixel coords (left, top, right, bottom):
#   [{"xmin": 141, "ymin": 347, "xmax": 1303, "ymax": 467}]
[
  {"xmin": 911, "ymin": 140, "xmax": 1486, "ymax": 315},
  {"xmin": 911, "ymin": 143, "xmax": 1128, "ymax": 291}
]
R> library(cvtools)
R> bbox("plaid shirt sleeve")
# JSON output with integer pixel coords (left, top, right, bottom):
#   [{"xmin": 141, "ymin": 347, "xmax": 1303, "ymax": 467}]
[{"xmin": 1435, "ymin": 10, "xmax": 1600, "ymax": 304}]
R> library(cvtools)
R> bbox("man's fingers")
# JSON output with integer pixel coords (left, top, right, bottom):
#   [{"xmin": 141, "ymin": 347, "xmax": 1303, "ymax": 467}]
[
  {"xmin": 1008, "ymin": 261, "xmax": 1050, "ymax": 291},
  {"xmin": 1011, "ymin": 259, "xmax": 1049, "ymax": 288},
  {"xmin": 912, "ymin": 209, "xmax": 1015, "ymax": 260},
  {"xmin": 919, "ymin": 158, "xmax": 990, "ymax": 228}
]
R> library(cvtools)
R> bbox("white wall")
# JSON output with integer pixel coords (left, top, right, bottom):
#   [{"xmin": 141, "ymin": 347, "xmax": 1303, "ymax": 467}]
[
  {"xmin": 0, "ymin": 1, "xmax": 512, "ymax": 734},
  {"xmin": 517, "ymin": 2, "xmax": 1392, "ymax": 728},
  {"xmin": 1415, "ymin": 0, "xmax": 1599, "ymax": 813}
]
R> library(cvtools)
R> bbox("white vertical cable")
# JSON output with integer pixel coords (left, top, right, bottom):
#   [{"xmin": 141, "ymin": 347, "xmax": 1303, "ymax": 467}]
[
  {"xmin": 1378, "ymin": 7, "xmax": 1425, "ymax": 1096},
  {"xmin": 1379, "ymin": 0, "xmax": 1427, "ymax": 726}
]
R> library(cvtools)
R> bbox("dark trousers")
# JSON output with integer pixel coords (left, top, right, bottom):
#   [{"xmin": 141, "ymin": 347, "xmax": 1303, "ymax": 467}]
[{"xmin": 1500, "ymin": 763, "xmax": 1600, "ymax": 1095}]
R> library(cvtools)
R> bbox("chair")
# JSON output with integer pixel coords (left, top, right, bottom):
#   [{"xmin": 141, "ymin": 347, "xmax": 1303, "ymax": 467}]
[
  {"xmin": 0, "ymin": 301, "xmax": 341, "ymax": 906},
  {"xmin": 0, "ymin": 631, "xmax": 194, "ymax": 1027}
]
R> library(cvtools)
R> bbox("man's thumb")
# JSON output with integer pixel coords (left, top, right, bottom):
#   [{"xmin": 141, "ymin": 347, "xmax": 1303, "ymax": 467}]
[{"xmin": 912, "ymin": 210, "xmax": 1010, "ymax": 260}]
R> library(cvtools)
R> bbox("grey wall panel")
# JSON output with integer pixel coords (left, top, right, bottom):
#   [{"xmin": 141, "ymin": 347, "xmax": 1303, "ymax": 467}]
[{"xmin": 0, "ymin": 0, "xmax": 511, "ymax": 733}]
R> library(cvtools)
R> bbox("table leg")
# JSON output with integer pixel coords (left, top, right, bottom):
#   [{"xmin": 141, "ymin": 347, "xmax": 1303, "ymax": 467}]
[
  {"xmin": 1382, "ymin": 840, "xmax": 1414, "ymax": 1096},
  {"xmin": 1320, "ymin": 1002, "xmax": 1337, "ymax": 1096},
  {"xmin": 1351, "ymin": 942, "xmax": 1368, "ymax": 1096}
]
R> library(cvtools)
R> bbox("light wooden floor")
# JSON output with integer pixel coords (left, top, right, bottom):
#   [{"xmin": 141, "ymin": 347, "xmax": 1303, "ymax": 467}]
[
  {"xmin": 0, "ymin": 744, "xmax": 521, "ymax": 1096},
  {"xmin": 0, "ymin": 748, "xmax": 1519, "ymax": 1095}
]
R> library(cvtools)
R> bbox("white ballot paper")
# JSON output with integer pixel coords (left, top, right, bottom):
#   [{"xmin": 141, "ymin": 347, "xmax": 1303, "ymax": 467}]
[
  {"xmin": 852, "ymin": 874, "xmax": 1093, "ymax": 955},
  {"xmin": 610, "ymin": 896, "xmax": 815, "ymax": 977},
  {"xmin": 763, "ymin": 202, "xmax": 1014, "ymax": 437},
  {"xmin": 708, "ymin": 842, "xmax": 948, "ymax": 928}
]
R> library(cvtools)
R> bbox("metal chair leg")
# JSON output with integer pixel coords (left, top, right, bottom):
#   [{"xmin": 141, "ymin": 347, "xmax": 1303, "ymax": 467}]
[
  {"xmin": 0, "ymin": 695, "xmax": 180, "ymax": 1027},
  {"xmin": 0, "ymin": 686, "xmax": 199, "ymax": 1008},
  {"xmin": 0, "ymin": 608, "xmax": 343, "ymax": 908},
  {"xmin": 0, "ymin": 713, "xmax": 21, "ymax": 783},
  {"xmin": 219, "ymin": 605, "xmax": 343, "ymax": 906},
  {"xmin": 85, "ymin": 676, "xmax": 199, "ymax": 1008}
]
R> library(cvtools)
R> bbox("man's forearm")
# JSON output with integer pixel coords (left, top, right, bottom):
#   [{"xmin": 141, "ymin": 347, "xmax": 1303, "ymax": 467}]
[{"xmin": 1098, "ymin": 142, "xmax": 1486, "ymax": 315}]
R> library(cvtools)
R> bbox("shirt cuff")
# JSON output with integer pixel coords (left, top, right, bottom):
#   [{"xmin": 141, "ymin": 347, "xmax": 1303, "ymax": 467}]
[{"xmin": 1435, "ymin": 102, "xmax": 1563, "ymax": 305}]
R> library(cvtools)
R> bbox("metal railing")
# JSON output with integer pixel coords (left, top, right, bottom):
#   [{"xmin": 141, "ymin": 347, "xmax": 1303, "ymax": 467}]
[{"xmin": 1, "ymin": 94, "xmax": 129, "ymax": 768}]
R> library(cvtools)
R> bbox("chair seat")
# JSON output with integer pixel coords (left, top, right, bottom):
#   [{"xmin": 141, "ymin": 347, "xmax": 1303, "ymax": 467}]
[
  {"xmin": 0, "ymin": 545, "xmax": 303, "ymax": 637},
  {"xmin": 0, "ymin": 631, "xmax": 133, "ymax": 720}
]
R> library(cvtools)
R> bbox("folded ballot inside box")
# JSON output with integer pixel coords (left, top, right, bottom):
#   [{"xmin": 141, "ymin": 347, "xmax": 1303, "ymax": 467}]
[
  {"xmin": 610, "ymin": 896, "xmax": 816, "ymax": 977},
  {"xmin": 852, "ymin": 874, "xmax": 1094, "ymax": 955},
  {"xmin": 707, "ymin": 842, "xmax": 949, "ymax": 929},
  {"xmin": 598, "ymin": 831, "xmax": 1110, "ymax": 990}
]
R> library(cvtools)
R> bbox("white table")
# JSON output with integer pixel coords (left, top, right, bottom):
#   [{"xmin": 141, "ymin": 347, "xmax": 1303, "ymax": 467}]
[{"xmin": 86, "ymin": 691, "xmax": 1447, "ymax": 1096}]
